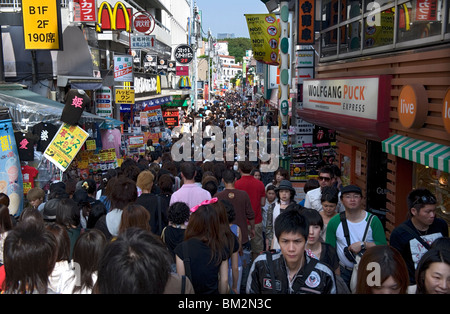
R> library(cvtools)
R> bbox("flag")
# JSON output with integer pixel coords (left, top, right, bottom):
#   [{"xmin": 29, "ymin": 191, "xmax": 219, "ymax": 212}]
[{"xmin": 245, "ymin": 14, "xmax": 280, "ymax": 66}]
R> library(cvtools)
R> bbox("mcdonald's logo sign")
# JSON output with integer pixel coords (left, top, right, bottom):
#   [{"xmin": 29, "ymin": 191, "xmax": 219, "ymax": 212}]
[
  {"xmin": 178, "ymin": 76, "xmax": 191, "ymax": 89},
  {"xmin": 96, "ymin": 1, "xmax": 131, "ymax": 32}
]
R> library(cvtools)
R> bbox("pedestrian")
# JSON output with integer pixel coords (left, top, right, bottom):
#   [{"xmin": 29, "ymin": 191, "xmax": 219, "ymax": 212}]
[
  {"xmin": 262, "ymin": 185, "xmax": 277, "ymax": 250},
  {"xmin": 0, "ymin": 204, "xmax": 13, "ymax": 265},
  {"xmin": 319, "ymin": 186, "xmax": 340, "ymax": 241},
  {"xmin": 246, "ymin": 208, "xmax": 337, "ymax": 294},
  {"xmin": 325, "ymin": 185, "xmax": 387, "ymax": 289},
  {"xmin": 169, "ymin": 161, "xmax": 211, "ymax": 209},
  {"xmin": 354, "ymin": 245, "xmax": 409, "ymax": 294},
  {"xmin": 304, "ymin": 166, "xmax": 343, "ymax": 213},
  {"xmin": 174, "ymin": 199, "xmax": 233, "ymax": 294},
  {"xmin": 269, "ymin": 180, "xmax": 298, "ymax": 250},
  {"xmin": 235, "ymin": 161, "xmax": 265, "ymax": 260},
  {"xmin": 302, "ymin": 208, "xmax": 339, "ymax": 274},
  {"xmin": 265, "ymin": 167, "xmax": 289, "ymax": 190},
  {"xmin": 2, "ymin": 222, "xmax": 57, "ymax": 294},
  {"xmin": 415, "ymin": 247, "xmax": 450, "ymax": 294},
  {"xmin": 161, "ymin": 201, "xmax": 190, "ymax": 261},
  {"xmin": 215, "ymin": 169, "xmax": 255, "ymax": 253},
  {"xmin": 135, "ymin": 170, "xmax": 168, "ymax": 236},
  {"xmin": 389, "ymin": 188, "xmax": 448, "ymax": 285},
  {"xmin": 94, "ymin": 176, "xmax": 137, "ymax": 241},
  {"xmin": 221, "ymin": 199, "xmax": 242, "ymax": 294},
  {"xmin": 26, "ymin": 187, "xmax": 45, "ymax": 211},
  {"xmin": 94, "ymin": 227, "xmax": 172, "ymax": 294},
  {"xmin": 298, "ymin": 178, "xmax": 319, "ymax": 207},
  {"xmin": 118, "ymin": 203, "xmax": 151, "ymax": 234},
  {"xmin": 46, "ymin": 223, "xmax": 76, "ymax": 294},
  {"xmin": 71, "ymin": 229, "xmax": 107, "ymax": 294},
  {"xmin": 56, "ymin": 198, "xmax": 82, "ymax": 259}
]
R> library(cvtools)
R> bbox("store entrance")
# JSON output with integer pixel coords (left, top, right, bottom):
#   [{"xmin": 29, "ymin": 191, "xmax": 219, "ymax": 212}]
[{"xmin": 366, "ymin": 140, "xmax": 388, "ymax": 229}]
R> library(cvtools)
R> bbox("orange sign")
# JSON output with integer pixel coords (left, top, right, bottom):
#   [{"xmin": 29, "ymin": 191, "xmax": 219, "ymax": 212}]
[
  {"xmin": 443, "ymin": 88, "xmax": 450, "ymax": 134},
  {"xmin": 298, "ymin": 0, "xmax": 315, "ymax": 45},
  {"xmin": 398, "ymin": 84, "xmax": 428, "ymax": 129}
]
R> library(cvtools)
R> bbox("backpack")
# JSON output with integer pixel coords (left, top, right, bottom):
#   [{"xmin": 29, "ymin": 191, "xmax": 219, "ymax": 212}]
[{"xmin": 340, "ymin": 212, "xmax": 374, "ymax": 293}]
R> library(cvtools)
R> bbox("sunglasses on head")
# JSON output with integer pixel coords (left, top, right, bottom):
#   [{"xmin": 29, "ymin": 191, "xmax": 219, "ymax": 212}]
[
  {"xmin": 318, "ymin": 176, "xmax": 331, "ymax": 182},
  {"xmin": 412, "ymin": 195, "xmax": 436, "ymax": 207}
]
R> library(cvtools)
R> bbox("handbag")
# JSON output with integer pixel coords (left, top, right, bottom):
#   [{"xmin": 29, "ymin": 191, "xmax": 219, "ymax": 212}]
[{"xmin": 340, "ymin": 212, "xmax": 374, "ymax": 293}]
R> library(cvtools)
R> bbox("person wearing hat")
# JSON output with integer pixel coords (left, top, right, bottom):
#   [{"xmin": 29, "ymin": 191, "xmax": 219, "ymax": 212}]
[
  {"xmin": 268, "ymin": 180, "xmax": 298, "ymax": 250},
  {"xmin": 325, "ymin": 184, "xmax": 387, "ymax": 289}
]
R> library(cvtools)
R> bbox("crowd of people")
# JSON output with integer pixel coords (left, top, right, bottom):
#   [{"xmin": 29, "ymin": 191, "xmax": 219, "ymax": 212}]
[{"xmin": 0, "ymin": 93, "xmax": 448, "ymax": 295}]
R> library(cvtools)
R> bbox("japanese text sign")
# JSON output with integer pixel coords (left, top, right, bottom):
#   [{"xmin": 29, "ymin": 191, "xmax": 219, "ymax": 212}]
[
  {"xmin": 22, "ymin": 0, "xmax": 63, "ymax": 50},
  {"xmin": 44, "ymin": 124, "xmax": 89, "ymax": 172},
  {"xmin": 0, "ymin": 119, "xmax": 24, "ymax": 217},
  {"xmin": 115, "ymin": 88, "xmax": 135, "ymax": 104},
  {"xmin": 298, "ymin": 0, "xmax": 315, "ymax": 45},
  {"xmin": 77, "ymin": 0, "xmax": 97, "ymax": 22},
  {"xmin": 245, "ymin": 14, "xmax": 280, "ymax": 66},
  {"xmin": 114, "ymin": 55, "xmax": 133, "ymax": 82}
]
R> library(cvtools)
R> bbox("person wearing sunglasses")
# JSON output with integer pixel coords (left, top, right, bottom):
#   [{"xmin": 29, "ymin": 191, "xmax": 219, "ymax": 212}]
[
  {"xmin": 304, "ymin": 166, "xmax": 343, "ymax": 213},
  {"xmin": 390, "ymin": 188, "xmax": 449, "ymax": 287}
]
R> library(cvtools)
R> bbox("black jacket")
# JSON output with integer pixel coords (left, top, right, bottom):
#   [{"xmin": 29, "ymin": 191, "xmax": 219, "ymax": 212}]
[{"xmin": 246, "ymin": 250, "xmax": 337, "ymax": 294}]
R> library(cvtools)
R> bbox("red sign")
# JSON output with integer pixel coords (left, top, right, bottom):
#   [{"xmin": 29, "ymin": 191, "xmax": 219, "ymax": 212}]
[
  {"xmin": 176, "ymin": 66, "xmax": 189, "ymax": 76},
  {"xmin": 415, "ymin": 0, "xmax": 437, "ymax": 21},
  {"xmin": 133, "ymin": 13, "xmax": 155, "ymax": 34},
  {"xmin": 163, "ymin": 111, "xmax": 179, "ymax": 128},
  {"xmin": 78, "ymin": 0, "xmax": 96, "ymax": 22}
]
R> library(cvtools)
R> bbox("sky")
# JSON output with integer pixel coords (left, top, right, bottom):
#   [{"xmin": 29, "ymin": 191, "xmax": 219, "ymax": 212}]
[{"xmin": 194, "ymin": 0, "xmax": 269, "ymax": 38}]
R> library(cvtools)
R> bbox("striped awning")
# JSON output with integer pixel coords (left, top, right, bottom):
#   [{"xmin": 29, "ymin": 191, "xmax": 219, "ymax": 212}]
[{"xmin": 382, "ymin": 134, "xmax": 450, "ymax": 173}]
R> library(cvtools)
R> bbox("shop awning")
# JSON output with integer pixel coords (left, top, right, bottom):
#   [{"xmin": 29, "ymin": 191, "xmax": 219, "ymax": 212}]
[
  {"xmin": 0, "ymin": 85, "xmax": 122, "ymax": 129},
  {"xmin": 382, "ymin": 134, "xmax": 450, "ymax": 173}
]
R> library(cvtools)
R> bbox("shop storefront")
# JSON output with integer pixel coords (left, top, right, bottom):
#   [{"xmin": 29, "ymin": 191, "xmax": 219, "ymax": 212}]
[
  {"xmin": 0, "ymin": 84, "xmax": 122, "ymax": 215},
  {"xmin": 298, "ymin": 75, "xmax": 392, "ymax": 222},
  {"xmin": 307, "ymin": 0, "xmax": 450, "ymax": 238}
]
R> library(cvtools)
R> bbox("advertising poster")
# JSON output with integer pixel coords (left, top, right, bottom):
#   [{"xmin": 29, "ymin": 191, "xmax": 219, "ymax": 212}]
[
  {"xmin": 0, "ymin": 119, "xmax": 24, "ymax": 216},
  {"xmin": 44, "ymin": 123, "xmax": 89, "ymax": 172},
  {"xmin": 245, "ymin": 14, "xmax": 280, "ymax": 65},
  {"xmin": 114, "ymin": 55, "xmax": 133, "ymax": 82}
]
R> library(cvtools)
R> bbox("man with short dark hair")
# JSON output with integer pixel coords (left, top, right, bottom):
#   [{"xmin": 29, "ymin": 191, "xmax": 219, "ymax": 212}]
[
  {"xmin": 235, "ymin": 161, "xmax": 265, "ymax": 260},
  {"xmin": 325, "ymin": 185, "xmax": 386, "ymax": 288},
  {"xmin": 390, "ymin": 188, "xmax": 448, "ymax": 285},
  {"xmin": 304, "ymin": 166, "xmax": 343, "ymax": 212},
  {"xmin": 215, "ymin": 169, "xmax": 255, "ymax": 248},
  {"xmin": 246, "ymin": 208, "xmax": 337, "ymax": 294},
  {"xmin": 169, "ymin": 161, "xmax": 211, "ymax": 209}
]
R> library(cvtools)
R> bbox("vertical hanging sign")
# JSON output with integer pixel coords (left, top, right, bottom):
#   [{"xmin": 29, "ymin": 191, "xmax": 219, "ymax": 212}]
[
  {"xmin": 22, "ymin": 0, "xmax": 63, "ymax": 50},
  {"xmin": 0, "ymin": 119, "xmax": 24, "ymax": 217},
  {"xmin": 298, "ymin": 0, "xmax": 315, "ymax": 45}
]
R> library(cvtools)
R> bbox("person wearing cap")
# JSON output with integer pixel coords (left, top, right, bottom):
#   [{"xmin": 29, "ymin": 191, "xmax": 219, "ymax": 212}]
[
  {"xmin": 267, "ymin": 180, "xmax": 298, "ymax": 250},
  {"xmin": 325, "ymin": 184, "xmax": 387, "ymax": 288},
  {"xmin": 304, "ymin": 166, "xmax": 343, "ymax": 213},
  {"xmin": 389, "ymin": 188, "xmax": 448, "ymax": 286}
]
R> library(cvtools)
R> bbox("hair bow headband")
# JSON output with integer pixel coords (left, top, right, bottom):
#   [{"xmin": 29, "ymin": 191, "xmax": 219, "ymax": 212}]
[{"xmin": 190, "ymin": 197, "xmax": 218, "ymax": 213}]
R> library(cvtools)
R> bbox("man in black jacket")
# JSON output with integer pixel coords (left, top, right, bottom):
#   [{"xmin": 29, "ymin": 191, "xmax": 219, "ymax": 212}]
[{"xmin": 246, "ymin": 208, "xmax": 337, "ymax": 294}]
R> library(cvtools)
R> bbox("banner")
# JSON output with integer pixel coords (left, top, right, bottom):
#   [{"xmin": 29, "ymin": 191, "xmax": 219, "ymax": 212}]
[
  {"xmin": 0, "ymin": 119, "xmax": 24, "ymax": 216},
  {"xmin": 44, "ymin": 124, "xmax": 89, "ymax": 172},
  {"xmin": 245, "ymin": 14, "xmax": 280, "ymax": 65}
]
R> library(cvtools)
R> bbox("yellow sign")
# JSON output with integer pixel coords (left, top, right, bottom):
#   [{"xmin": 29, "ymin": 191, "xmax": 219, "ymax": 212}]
[
  {"xmin": 44, "ymin": 124, "xmax": 89, "ymax": 172},
  {"xmin": 115, "ymin": 88, "xmax": 135, "ymax": 104},
  {"xmin": 22, "ymin": 0, "xmax": 62, "ymax": 50},
  {"xmin": 245, "ymin": 14, "xmax": 280, "ymax": 66}
]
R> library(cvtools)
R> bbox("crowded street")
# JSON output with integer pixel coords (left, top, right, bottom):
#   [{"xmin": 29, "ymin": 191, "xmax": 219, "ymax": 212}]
[{"xmin": 0, "ymin": 0, "xmax": 449, "ymax": 301}]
